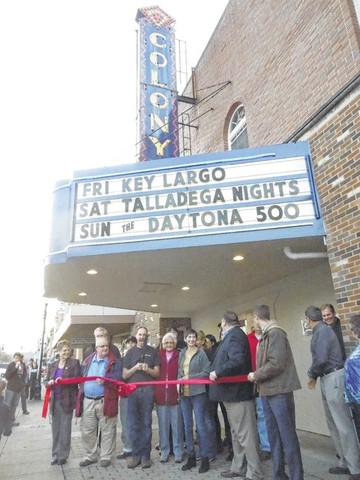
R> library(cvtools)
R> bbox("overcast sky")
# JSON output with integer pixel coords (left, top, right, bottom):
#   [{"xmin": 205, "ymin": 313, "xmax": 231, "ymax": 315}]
[{"xmin": 0, "ymin": 0, "xmax": 229, "ymax": 354}]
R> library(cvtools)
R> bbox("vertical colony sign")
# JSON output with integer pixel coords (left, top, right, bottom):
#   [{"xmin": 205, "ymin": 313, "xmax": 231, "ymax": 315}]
[{"xmin": 136, "ymin": 6, "xmax": 179, "ymax": 161}]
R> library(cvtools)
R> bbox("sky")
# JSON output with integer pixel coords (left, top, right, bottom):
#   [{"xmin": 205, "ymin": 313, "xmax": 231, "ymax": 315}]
[{"xmin": 0, "ymin": 0, "xmax": 229, "ymax": 354}]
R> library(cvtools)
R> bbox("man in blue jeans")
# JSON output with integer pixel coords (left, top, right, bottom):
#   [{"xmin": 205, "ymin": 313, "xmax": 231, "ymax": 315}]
[
  {"xmin": 248, "ymin": 305, "xmax": 304, "ymax": 480},
  {"xmin": 123, "ymin": 326, "xmax": 160, "ymax": 469}
]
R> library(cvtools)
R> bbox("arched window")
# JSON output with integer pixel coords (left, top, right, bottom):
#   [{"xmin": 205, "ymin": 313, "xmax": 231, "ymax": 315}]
[{"xmin": 228, "ymin": 104, "xmax": 248, "ymax": 150}]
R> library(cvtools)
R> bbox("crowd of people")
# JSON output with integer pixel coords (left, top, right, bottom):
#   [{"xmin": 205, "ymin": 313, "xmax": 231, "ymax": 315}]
[{"xmin": 1, "ymin": 303, "xmax": 360, "ymax": 480}]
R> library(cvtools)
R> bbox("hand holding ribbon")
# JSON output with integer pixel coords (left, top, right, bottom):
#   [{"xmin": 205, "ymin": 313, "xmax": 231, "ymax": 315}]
[{"xmin": 42, "ymin": 374, "xmax": 249, "ymax": 418}]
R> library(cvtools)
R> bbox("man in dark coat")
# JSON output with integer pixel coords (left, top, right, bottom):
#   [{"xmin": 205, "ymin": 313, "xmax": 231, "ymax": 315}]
[{"xmin": 209, "ymin": 311, "xmax": 263, "ymax": 480}]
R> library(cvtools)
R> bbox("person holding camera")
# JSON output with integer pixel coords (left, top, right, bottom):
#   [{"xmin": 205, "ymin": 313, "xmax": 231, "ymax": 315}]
[
  {"xmin": 4, "ymin": 352, "xmax": 28, "ymax": 426},
  {"xmin": 123, "ymin": 326, "xmax": 160, "ymax": 469}
]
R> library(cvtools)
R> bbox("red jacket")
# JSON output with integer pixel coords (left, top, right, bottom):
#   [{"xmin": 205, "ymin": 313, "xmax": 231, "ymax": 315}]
[
  {"xmin": 247, "ymin": 330, "xmax": 260, "ymax": 371},
  {"xmin": 154, "ymin": 349, "xmax": 179, "ymax": 405},
  {"xmin": 76, "ymin": 351, "xmax": 122, "ymax": 418}
]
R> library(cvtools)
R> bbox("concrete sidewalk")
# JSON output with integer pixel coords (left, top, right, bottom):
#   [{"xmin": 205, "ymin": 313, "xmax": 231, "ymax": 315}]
[{"xmin": 0, "ymin": 397, "xmax": 341, "ymax": 480}]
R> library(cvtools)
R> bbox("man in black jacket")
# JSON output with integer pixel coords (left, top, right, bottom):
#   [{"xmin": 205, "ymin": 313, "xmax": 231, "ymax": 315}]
[{"xmin": 209, "ymin": 311, "xmax": 263, "ymax": 480}]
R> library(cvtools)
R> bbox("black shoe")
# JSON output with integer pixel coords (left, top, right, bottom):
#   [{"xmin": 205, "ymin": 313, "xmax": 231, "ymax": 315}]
[
  {"xmin": 58, "ymin": 459, "xmax": 67, "ymax": 465},
  {"xmin": 101, "ymin": 460, "xmax": 111, "ymax": 467},
  {"xmin": 199, "ymin": 457, "xmax": 210, "ymax": 473},
  {"xmin": 51, "ymin": 459, "xmax": 58, "ymax": 465},
  {"xmin": 117, "ymin": 451, "xmax": 132, "ymax": 459},
  {"xmin": 80, "ymin": 459, "xmax": 97, "ymax": 467},
  {"xmin": 182, "ymin": 456, "xmax": 196, "ymax": 471},
  {"xmin": 23, "ymin": 411, "xmax": 30, "ymax": 415},
  {"xmin": 328, "ymin": 466, "xmax": 350, "ymax": 475}
]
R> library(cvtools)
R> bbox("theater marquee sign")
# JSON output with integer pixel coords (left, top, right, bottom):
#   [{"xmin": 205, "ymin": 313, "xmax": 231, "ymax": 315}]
[{"xmin": 71, "ymin": 142, "xmax": 323, "ymax": 246}]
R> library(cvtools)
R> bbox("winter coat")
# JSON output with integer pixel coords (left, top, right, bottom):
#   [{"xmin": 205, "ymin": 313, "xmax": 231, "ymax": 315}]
[
  {"xmin": 254, "ymin": 322, "xmax": 301, "ymax": 396},
  {"xmin": 5, "ymin": 361, "xmax": 27, "ymax": 392},
  {"xmin": 45, "ymin": 357, "xmax": 81, "ymax": 414},
  {"xmin": 209, "ymin": 325, "xmax": 254, "ymax": 403},
  {"xmin": 178, "ymin": 347, "xmax": 210, "ymax": 397},
  {"xmin": 154, "ymin": 349, "xmax": 180, "ymax": 405},
  {"xmin": 76, "ymin": 351, "xmax": 122, "ymax": 417}
]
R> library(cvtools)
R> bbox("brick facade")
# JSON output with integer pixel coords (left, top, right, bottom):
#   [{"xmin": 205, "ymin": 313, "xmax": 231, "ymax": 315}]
[
  {"xmin": 181, "ymin": 0, "xmax": 359, "ymax": 151},
  {"xmin": 179, "ymin": 0, "xmax": 360, "ymax": 346},
  {"xmin": 309, "ymin": 95, "xmax": 360, "ymax": 351}
]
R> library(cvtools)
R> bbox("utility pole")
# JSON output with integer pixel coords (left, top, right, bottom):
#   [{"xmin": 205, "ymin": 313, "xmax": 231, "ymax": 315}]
[{"xmin": 35, "ymin": 302, "xmax": 48, "ymax": 400}]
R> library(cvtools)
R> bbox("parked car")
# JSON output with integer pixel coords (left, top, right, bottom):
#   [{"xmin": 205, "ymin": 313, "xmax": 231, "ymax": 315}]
[{"xmin": 0, "ymin": 363, "xmax": 9, "ymax": 378}]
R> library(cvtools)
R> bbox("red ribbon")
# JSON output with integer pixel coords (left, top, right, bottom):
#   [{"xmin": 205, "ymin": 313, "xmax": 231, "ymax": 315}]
[{"xmin": 41, "ymin": 374, "xmax": 248, "ymax": 418}]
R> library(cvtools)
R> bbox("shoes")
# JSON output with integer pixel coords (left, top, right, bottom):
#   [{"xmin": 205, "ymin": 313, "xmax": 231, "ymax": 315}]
[
  {"xmin": 259, "ymin": 450, "xmax": 271, "ymax": 461},
  {"xmin": 127, "ymin": 458, "xmax": 141, "ymax": 469},
  {"xmin": 12, "ymin": 422, "xmax": 20, "ymax": 427},
  {"xmin": 199, "ymin": 457, "xmax": 210, "ymax": 473},
  {"xmin": 79, "ymin": 459, "xmax": 97, "ymax": 467},
  {"xmin": 116, "ymin": 451, "xmax": 132, "ymax": 459},
  {"xmin": 51, "ymin": 459, "xmax": 58, "ymax": 465},
  {"xmin": 160, "ymin": 456, "xmax": 169, "ymax": 463},
  {"xmin": 58, "ymin": 459, "xmax": 67, "ymax": 465},
  {"xmin": 23, "ymin": 411, "xmax": 30, "ymax": 415},
  {"xmin": 221, "ymin": 471, "xmax": 241, "ymax": 478},
  {"xmin": 175, "ymin": 458, "xmax": 183, "ymax": 463},
  {"xmin": 226, "ymin": 452, "xmax": 234, "ymax": 461},
  {"xmin": 101, "ymin": 459, "xmax": 111, "ymax": 467},
  {"xmin": 182, "ymin": 455, "xmax": 197, "ymax": 471},
  {"xmin": 155, "ymin": 443, "xmax": 160, "ymax": 450},
  {"xmin": 141, "ymin": 460, "xmax": 151, "ymax": 468},
  {"xmin": 328, "ymin": 466, "xmax": 350, "ymax": 475}
]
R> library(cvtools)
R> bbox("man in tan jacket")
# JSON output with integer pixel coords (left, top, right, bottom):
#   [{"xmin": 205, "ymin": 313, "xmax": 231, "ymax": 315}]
[{"xmin": 248, "ymin": 305, "xmax": 304, "ymax": 480}]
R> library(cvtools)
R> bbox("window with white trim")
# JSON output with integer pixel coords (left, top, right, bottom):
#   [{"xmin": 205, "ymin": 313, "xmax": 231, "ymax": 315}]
[{"xmin": 228, "ymin": 104, "xmax": 249, "ymax": 150}]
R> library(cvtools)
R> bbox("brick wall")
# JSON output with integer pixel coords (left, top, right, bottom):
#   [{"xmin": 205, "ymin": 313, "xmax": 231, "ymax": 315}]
[
  {"xmin": 178, "ymin": 0, "xmax": 360, "ymax": 349},
  {"xmin": 180, "ymin": 0, "xmax": 360, "ymax": 154},
  {"xmin": 132, "ymin": 311, "xmax": 161, "ymax": 348},
  {"xmin": 309, "ymin": 93, "xmax": 360, "ymax": 349}
]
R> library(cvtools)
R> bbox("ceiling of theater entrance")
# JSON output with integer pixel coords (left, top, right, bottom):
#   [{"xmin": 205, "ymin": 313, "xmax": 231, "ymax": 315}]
[{"xmin": 44, "ymin": 236, "xmax": 327, "ymax": 316}]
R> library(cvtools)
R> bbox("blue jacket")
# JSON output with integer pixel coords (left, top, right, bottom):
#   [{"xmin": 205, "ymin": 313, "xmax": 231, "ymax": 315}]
[{"xmin": 308, "ymin": 321, "xmax": 343, "ymax": 379}]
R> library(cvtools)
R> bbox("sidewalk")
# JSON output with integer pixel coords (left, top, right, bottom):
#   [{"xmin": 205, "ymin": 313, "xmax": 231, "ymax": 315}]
[{"xmin": 0, "ymin": 397, "xmax": 340, "ymax": 480}]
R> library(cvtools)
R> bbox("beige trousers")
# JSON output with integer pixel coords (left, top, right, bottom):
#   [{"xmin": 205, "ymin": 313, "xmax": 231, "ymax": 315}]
[
  {"xmin": 224, "ymin": 400, "xmax": 263, "ymax": 480},
  {"xmin": 81, "ymin": 397, "xmax": 117, "ymax": 462}
]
